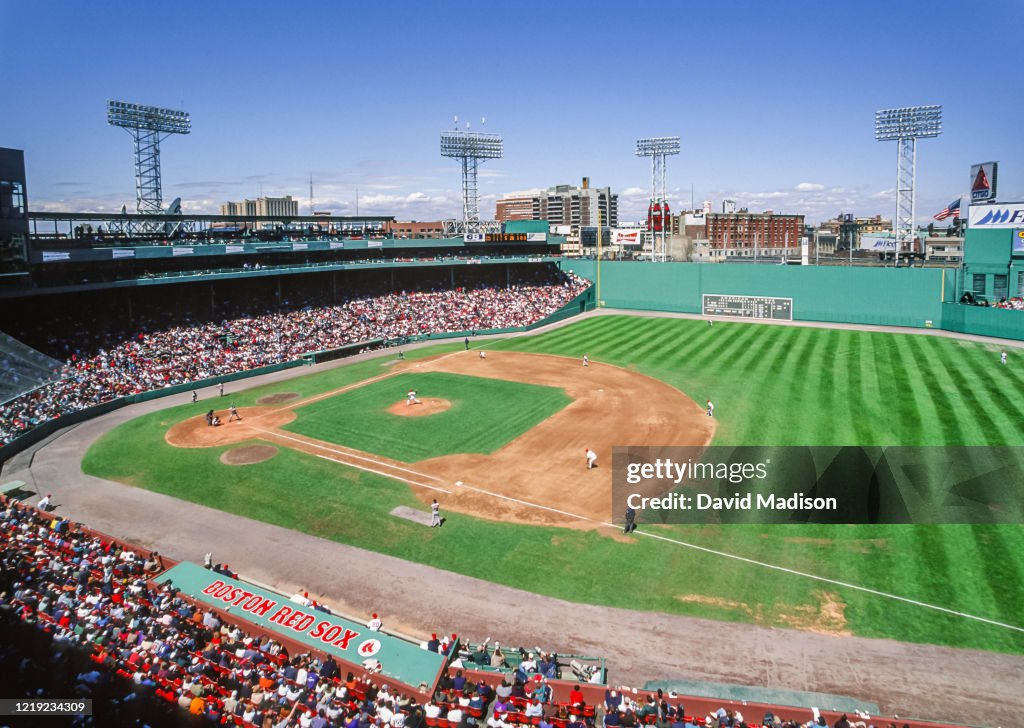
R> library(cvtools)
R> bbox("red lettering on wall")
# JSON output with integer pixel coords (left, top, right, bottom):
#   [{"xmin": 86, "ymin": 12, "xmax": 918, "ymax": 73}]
[
  {"xmin": 202, "ymin": 581, "xmax": 224, "ymax": 595},
  {"xmin": 333, "ymin": 628, "xmax": 359, "ymax": 650},
  {"xmin": 268, "ymin": 605, "xmax": 292, "ymax": 624},
  {"xmin": 251, "ymin": 598, "xmax": 277, "ymax": 618}
]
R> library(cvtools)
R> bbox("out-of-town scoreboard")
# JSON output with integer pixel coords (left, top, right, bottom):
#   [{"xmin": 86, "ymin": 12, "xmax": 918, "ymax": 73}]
[{"xmin": 702, "ymin": 294, "xmax": 793, "ymax": 320}]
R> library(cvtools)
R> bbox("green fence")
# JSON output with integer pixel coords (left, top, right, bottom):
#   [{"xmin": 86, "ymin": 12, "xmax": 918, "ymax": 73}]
[
  {"xmin": 941, "ymin": 303, "xmax": 1024, "ymax": 340},
  {"xmin": 565, "ymin": 261, "xmax": 954, "ymax": 329}
]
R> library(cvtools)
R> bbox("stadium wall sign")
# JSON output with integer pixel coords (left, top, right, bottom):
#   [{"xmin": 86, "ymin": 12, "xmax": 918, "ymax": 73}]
[
  {"xmin": 859, "ymin": 234, "xmax": 897, "ymax": 251},
  {"xmin": 968, "ymin": 202, "xmax": 1024, "ymax": 228},
  {"xmin": 158, "ymin": 562, "xmax": 446, "ymax": 688}
]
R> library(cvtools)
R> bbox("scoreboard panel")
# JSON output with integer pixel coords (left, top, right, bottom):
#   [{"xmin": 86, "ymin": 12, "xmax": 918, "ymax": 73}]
[{"xmin": 702, "ymin": 294, "xmax": 793, "ymax": 320}]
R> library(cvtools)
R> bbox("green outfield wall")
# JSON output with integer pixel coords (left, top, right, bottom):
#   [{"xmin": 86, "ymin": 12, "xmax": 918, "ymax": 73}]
[
  {"xmin": 563, "ymin": 260, "xmax": 1024, "ymax": 340},
  {"xmin": 564, "ymin": 261, "xmax": 956, "ymax": 329}
]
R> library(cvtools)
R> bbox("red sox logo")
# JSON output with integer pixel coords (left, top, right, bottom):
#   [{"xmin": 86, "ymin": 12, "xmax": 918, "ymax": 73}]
[{"xmin": 358, "ymin": 639, "xmax": 381, "ymax": 657}]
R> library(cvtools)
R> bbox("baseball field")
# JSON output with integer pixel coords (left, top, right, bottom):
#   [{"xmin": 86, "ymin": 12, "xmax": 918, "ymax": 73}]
[{"xmin": 82, "ymin": 315, "xmax": 1024, "ymax": 657}]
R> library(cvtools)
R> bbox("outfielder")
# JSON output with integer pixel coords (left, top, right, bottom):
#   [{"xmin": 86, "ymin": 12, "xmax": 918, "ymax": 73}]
[
  {"xmin": 585, "ymin": 448, "xmax": 598, "ymax": 470},
  {"xmin": 706, "ymin": 400, "xmax": 714, "ymax": 417}
]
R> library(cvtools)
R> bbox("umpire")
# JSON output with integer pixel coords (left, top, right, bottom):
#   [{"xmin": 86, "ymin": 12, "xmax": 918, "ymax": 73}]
[{"xmin": 623, "ymin": 506, "xmax": 637, "ymax": 534}]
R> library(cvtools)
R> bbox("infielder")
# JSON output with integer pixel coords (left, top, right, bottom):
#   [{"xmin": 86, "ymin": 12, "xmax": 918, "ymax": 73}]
[
  {"xmin": 582, "ymin": 354, "xmax": 589, "ymax": 367},
  {"xmin": 706, "ymin": 400, "xmax": 714, "ymax": 417},
  {"xmin": 407, "ymin": 389, "xmax": 422, "ymax": 406},
  {"xmin": 479, "ymin": 350, "xmax": 487, "ymax": 359},
  {"xmin": 585, "ymin": 448, "xmax": 598, "ymax": 470}
]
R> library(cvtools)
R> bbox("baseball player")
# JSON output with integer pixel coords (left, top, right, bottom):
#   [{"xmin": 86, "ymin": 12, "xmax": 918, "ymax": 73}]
[
  {"xmin": 585, "ymin": 448, "xmax": 598, "ymax": 470},
  {"xmin": 219, "ymin": 382, "xmax": 225, "ymax": 397},
  {"xmin": 706, "ymin": 400, "xmax": 714, "ymax": 417},
  {"xmin": 582, "ymin": 354, "xmax": 589, "ymax": 367},
  {"xmin": 479, "ymin": 350, "xmax": 487, "ymax": 359},
  {"xmin": 37, "ymin": 493, "xmax": 53, "ymax": 512},
  {"xmin": 228, "ymin": 404, "xmax": 242, "ymax": 421},
  {"xmin": 430, "ymin": 499, "xmax": 441, "ymax": 527},
  {"xmin": 1001, "ymin": 351, "xmax": 1008, "ymax": 366},
  {"xmin": 191, "ymin": 390, "xmax": 198, "ymax": 403}
]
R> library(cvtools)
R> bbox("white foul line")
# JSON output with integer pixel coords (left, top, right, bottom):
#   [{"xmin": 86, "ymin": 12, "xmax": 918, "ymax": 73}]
[
  {"xmin": 448, "ymin": 481, "xmax": 1024, "ymax": 634},
  {"xmin": 255, "ymin": 427, "xmax": 445, "ymax": 483},
  {"xmin": 312, "ymin": 454, "xmax": 451, "ymax": 495}
]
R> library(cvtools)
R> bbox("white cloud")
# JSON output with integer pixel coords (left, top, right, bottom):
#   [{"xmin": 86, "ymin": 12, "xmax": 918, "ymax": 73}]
[{"xmin": 795, "ymin": 182, "xmax": 825, "ymax": 192}]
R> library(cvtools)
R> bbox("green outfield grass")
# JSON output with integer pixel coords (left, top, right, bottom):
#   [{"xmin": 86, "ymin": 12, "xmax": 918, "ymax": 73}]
[
  {"xmin": 282, "ymin": 371, "xmax": 571, "ymax": 461},
  {"xmin": 83, "ymin": 316, "xmax": 1024, "ymax": 655}
]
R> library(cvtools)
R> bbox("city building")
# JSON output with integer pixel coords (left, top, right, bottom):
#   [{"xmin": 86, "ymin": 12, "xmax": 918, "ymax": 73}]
[
  {"xmin": 220, "ymin": 195, "xmax": 299, "ymax": 218},
  {"xmin": 388, "ymin": 220, "xmax": 446, "ymax": 238},
  {"xmin": 0, "ymin": 148, "xmax": 29, "ymax": 271},
  {"xmin": 819, "ymin": 213, "xmax": 892, "ymax": 250},
  {"xmin": 705, "ymin": 210, "xmax": 805, "ymax": 256},
  {"xmin": 495, "ymin": 196, "xmax": 534, "ymax": 222},
  {"xmin": 496, "ymin": 178, "xmax": 618, "ymax": 228}
]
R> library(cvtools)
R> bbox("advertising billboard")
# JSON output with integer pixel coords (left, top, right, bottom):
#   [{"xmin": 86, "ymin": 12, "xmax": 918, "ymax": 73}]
[
  {"xmin": 968, "ymin": 202, "xmax": 1024, "ymax": 229},
  {"xmin": 860, "ymin": 234, "xmax": 897, "ymax": 251},
  {"xmin": 970, "ymin": 162, "xmax": 998, "ymax": 203}
]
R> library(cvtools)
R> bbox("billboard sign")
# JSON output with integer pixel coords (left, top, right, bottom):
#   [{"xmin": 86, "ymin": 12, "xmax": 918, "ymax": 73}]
[
  {"xmin": 611, "ymin": 229, "xmax": 642, "ymax": 246},
  {"xmin": 970, "ymin": 162, "xmax": 998, "ymax": 203},
  {"xmin": 859, "ymin": 234, "xmax": 897, "ymax": 251},
  {"xmin": 463, "ymin": 233, "xmax": 485, "ymax": 242},
  {"xmin": 1014, "ymin": 230, "xmax": 1024, "ymax": 254},
  {"xmin": 969, "ymin": 203, "xmax": 1024, "ymax": 229}
]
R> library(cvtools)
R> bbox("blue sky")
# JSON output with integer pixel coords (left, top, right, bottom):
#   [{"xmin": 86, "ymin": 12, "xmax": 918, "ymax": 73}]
[{"xmin": 1, "ymin": 0, "xmax": 1022, "ymax": 225}]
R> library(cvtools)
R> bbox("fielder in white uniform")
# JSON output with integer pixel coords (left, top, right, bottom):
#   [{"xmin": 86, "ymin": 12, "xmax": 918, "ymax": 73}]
[
  {"xmin": 582, "ymin": 355, "xmax": 589, "ymax": 367},
  {"xmin": 585, "ymin": 448, "xmax": 598, "ymax": 469}
]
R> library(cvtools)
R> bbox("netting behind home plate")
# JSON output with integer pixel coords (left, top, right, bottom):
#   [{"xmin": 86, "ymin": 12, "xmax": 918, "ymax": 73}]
[{"xmin": 0, "ymin": 330, "xmax": 63, "ymax": 404}]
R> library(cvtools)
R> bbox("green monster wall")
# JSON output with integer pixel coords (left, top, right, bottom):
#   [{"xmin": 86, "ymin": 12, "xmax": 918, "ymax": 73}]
[{"xmin": 562, "ymin": 261, "xmax": 1022, "ymax": 340}]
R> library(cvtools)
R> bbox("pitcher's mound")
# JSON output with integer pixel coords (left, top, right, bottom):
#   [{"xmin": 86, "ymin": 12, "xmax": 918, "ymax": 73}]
[
  {"xmin": 220, "ymin": 445, "xmax": 278, "ymax": 465},
  {"xmin": 387, "ymin": 398, "xmax": 452, "ymax": 417}
]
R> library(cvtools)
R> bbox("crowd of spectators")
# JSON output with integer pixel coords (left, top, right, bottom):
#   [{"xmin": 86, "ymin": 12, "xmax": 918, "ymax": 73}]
[
  {"xmin": 992, "ymin": 296, "xmax": 1024, "ymax": 310},
  {"xmin": 0, "ymin": 271, "xmax": 590, "ymax": 445},
  {"xmin": 0, "ymin": 495, "xmax": 922, "ymax": 728}
]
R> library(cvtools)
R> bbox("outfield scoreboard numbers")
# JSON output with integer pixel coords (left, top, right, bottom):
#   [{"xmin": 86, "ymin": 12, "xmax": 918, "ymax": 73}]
[{"xmin": 702, "ymin": 294, "xmax": 793, "ymax": 321}]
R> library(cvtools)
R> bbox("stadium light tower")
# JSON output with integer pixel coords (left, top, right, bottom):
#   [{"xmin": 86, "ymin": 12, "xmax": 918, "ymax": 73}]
[
  {"xmin": 107, "ymin": 100, "xmax": 191, "ymax": 215},
  {"xmin": 440, "ymin": 125, "xmax": 503, "ymax": 234},
  {"xmin": 874, "ymin": 105, "xmax": 941, "ymax": 266},
  {"xmin": 636, "ymin": 136, "xmax": 680, "ymax": 262}
]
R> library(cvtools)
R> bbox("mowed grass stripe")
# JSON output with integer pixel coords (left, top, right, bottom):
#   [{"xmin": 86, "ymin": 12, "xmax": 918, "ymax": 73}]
[
  {"xmin": 956, "ymin": 343, "xmax": 1024, "ymax": 441},
  {"xmin": 903, "ymin": 335, "xmax": 965, "ymax": 445},
  {"xmin": 931, "ymin": 339, "xmax": 1007, "ymax": 445},
  {"xmin": 737, "ymin": 327, "xmax": 813, "ymax": 445}
]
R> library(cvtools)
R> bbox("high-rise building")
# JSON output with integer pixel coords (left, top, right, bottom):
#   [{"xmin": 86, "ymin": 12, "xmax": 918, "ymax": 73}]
[
  {"xmin": 496, "ymin": 178, "xmax": 617, "ymax": 227},
  {"xmin": 220, "ymin": 196, "xmax": 298, "ymax": 217}
]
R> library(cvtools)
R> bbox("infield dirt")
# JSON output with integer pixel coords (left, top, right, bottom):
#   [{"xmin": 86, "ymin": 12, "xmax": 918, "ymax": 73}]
[{"xmin": 162, "ymin": 351, "xmax": 714, "ymax": 528}]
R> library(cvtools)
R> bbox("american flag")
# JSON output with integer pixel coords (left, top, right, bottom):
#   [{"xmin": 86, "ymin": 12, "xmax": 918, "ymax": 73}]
[{"xmin": 933, "ymin": 198, "xmax": 961, "ymax": 221}]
